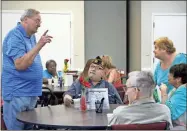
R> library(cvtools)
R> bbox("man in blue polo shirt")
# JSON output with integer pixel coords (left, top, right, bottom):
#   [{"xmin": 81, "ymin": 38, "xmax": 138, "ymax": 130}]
[{"xmin": 2, "ymin": 9, "xmax": 53, "ymax": 130}]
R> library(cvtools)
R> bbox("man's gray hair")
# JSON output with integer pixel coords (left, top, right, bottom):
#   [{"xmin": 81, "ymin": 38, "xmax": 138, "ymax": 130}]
[
  {"xmin": 20, "ymin": 9, "xmax": 40, "ymax": 21},
  {"xmin": 128, "ymin": 71, "xmax": 155, "ymax": 97}
]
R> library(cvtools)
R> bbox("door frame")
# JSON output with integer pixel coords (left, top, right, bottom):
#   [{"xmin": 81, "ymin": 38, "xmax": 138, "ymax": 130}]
[{"xmin": 151, "ymin": 13, "xmax": 186, "ymax": 71}]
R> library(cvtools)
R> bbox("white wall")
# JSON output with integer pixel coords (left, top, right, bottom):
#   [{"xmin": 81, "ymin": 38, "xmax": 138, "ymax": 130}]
[
  {"xmin": 2, "ymin": 1, "xmax": 84, "ymax": 69},
  {"xmin": 141, "ymin": 1, "xmax": 186, "ymax": 70}
]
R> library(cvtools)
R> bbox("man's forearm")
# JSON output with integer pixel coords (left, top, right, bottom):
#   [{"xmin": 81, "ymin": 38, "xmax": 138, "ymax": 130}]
[{"xmin": 15, "ymin": 43, "xmax": 43, "ymax": 70}]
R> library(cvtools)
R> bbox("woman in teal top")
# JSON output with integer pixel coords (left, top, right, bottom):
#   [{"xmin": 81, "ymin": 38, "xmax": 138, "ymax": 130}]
[
  {"xmin": 160, "ymin": 63, "xmax": 187, "ymax": 129},
  {"xmin": 154, "ymin": 53, "xmax": 186, "ymax": 93},
  {"xmin": 153, "ymin": 37, "xmax": 186, "ymax": 102},
  {"xmin": 43, "ymin": 59, "xmax": 61, "ymax": 83}
]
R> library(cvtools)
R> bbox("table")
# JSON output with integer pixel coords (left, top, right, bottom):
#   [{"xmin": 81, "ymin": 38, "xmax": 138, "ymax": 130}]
[
  {"xmin": 41, "ymin": 84, "xmax": 70, "ymax": 105},
  {"xmin": 17, "ymin": 104, "xmax": 120, "ymax": 129},
  {"xmin": 42, "ymin": 84, "xmax": 70, "ymax": 93}
]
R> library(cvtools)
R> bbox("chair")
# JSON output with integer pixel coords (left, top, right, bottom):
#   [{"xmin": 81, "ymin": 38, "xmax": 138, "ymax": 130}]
[
  {"xmin": 38, "ymin": 87, "xmax": 58, "ymax": 107},
  {"xmin": 118, "ymin": 70, "xmax": 127, "ymax": 84},
  {"xmin": 1, "ymin": 109, "xmax": 7, "ymax": 130},
  {"xmin": 34, "ymin": 87, "xmax": 59, "ymax": 130},
  {"xmin": 109, "ymin": 122, "xmax": 169, "ymax": 130},
  {"xmin": 1, "ymin": 100, "xmax": 7, "ymax": 130},
  {"xmin": 114, "ymin": 84, "xmax": 126, "ymax": 103}
]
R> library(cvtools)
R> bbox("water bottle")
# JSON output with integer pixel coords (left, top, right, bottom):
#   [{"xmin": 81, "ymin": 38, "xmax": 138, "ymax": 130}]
[
  {"xmin": 58, "ymin": 71, "xmax": 63, "ymax": 87},
  {"xmin": 59, "ymin": 77, "xmax": 63, "ymax": 87}
]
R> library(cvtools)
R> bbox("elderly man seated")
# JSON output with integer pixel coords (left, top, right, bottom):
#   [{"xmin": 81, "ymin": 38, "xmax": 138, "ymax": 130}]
[
  {"xmin": 108, "ymin": 71, "xmax": 173, "ymax": 129},
  {"xmin": 63, "ymin": 56, "xmax": 123, "ymax": 106}
]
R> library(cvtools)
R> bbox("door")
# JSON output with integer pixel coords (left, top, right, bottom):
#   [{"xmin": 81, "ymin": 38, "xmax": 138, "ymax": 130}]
[
  {"xmin": 2, "ymin": 10, "xmax": 72, "ymax": 70},
  {"xmin": 152, "ymin": 14, "xmax": 186, "ymax": 71}
]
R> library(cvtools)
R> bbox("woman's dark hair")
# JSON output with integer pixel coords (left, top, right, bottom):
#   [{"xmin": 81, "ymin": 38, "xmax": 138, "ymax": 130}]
[
  {"xmin": 169, "ymin": 63, "xmax": 187, "ymax": 84},
  {"xmin": 45, "ymin": 60, "xmax": 57, "ymax": 68}
]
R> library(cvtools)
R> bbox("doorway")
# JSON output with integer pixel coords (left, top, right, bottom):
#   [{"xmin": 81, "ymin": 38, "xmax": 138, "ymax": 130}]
[{"xmin": 151, "ymin": 13, "xmax": 186, "ymax": 71}]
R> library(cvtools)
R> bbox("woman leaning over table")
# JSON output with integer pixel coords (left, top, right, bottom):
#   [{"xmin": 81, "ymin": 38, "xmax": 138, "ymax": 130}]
[{"xmin": 160, "ymin": 63, "xmax": 187, "ymax": 130}]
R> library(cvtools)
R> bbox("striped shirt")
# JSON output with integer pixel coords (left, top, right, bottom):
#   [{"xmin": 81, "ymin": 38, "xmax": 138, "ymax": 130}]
[{"xmin": 2, "ymin": 22, "xmax": 43, "ymax": 100}]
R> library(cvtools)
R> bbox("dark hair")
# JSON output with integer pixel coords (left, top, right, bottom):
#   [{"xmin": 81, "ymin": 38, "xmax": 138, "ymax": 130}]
[
  {"xmin": 169, "ymin": 63, "xmax": 187, "ymax": 84},
  {"xmin": 46, "ymin": 60, "xmax": 57, "ymax": 68}
]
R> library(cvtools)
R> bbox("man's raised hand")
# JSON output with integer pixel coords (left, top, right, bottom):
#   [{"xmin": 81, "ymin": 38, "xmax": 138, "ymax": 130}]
[{"xmin": 38, "ymin": 30, "xmax": 53, "ymax": 47}]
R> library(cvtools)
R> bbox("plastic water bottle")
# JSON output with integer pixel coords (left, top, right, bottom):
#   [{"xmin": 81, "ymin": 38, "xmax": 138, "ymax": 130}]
[
  {"xmin": 59, "ymin": 77, "xmax": 63, "ymax": 87},
  {"xmin": 58, "ymin": 71, "xmax": 63, "ymax": 87}
]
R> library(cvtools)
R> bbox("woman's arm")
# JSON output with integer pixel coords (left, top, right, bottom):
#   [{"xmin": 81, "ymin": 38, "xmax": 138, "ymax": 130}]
[
  {"xmin": 160, "ymin": 83, "xmax": 168, "ymax": 104},
  {"xmin": 107, "ymin": 69, "xmax": 117, "ymax": 83}
]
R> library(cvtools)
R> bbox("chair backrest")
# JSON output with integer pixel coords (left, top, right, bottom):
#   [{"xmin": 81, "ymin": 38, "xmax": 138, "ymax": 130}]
[
  {"xmin": 1, "ymin": 106, "xmax": 7, "ymax": 130},
  {"xmin": 115, "ymin": 84, "xmax": 126, "ymax": 103},
  {"xmin": 118, "ymin": 69, "xmax": 127, "ymax": 84},
  {"xmin": 41, "ymin": 87, "xmax": 58, "ymax": 107},
  {"xmin": 111, "ymin": 122, "xmax": 168, "ymax": 130}
]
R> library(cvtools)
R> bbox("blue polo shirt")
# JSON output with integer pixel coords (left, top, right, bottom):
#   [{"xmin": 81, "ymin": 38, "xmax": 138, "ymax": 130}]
[{"xmin": 2, "ymin": 22, "xmax": 43, "ymax": 101}]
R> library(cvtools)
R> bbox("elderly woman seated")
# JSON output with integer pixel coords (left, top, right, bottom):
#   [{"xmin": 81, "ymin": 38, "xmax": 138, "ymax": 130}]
[
  {"xmin": 160, "ymin": 63, "xmax": 187, "ymax": 130},
  {"xmin": 43, "ymin": 59, "xmax": 60, "ymax": 84},
  {"xmin": 108, "ymin": 71, "xmax": 173, "ymax": 129}
]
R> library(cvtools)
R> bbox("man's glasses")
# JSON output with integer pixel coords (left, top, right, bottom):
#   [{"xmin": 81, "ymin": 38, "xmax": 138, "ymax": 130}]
[
  {"xmin": 125, "ymin": 86, "xmax": 140, "ymax": 91},
  {"xmin": 30, "ymin": 18, "xmax": 42, "ymax": 24}
]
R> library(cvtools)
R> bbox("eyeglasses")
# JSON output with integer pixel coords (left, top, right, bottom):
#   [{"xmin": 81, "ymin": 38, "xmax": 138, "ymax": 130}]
[
  {"xmin": 90, "ymin": 65, "xmax": 104, "ymax": 70},
  {"xmin": 125, "ymin": 86, "xmax": 140, "ymax": 91},
  {"xmin": 30, "ymin": 18, "xmax": 42, "ymax": 24},
  {"xmin": 126, "ymin": 86, "xmax": 137, "ymax": 88}
]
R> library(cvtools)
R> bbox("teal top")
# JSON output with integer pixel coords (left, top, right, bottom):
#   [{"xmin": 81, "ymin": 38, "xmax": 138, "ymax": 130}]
[
  {"xmin": 165, "ymin": 85, "xmax": 186, "ymax": 120},
  {"xmin": 154, "ymin": 53, "xmax": 187, "ymax": 94},
  {"xmin": 43, "ymin": 70, "xmax": 62, "ymax": 79}
]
